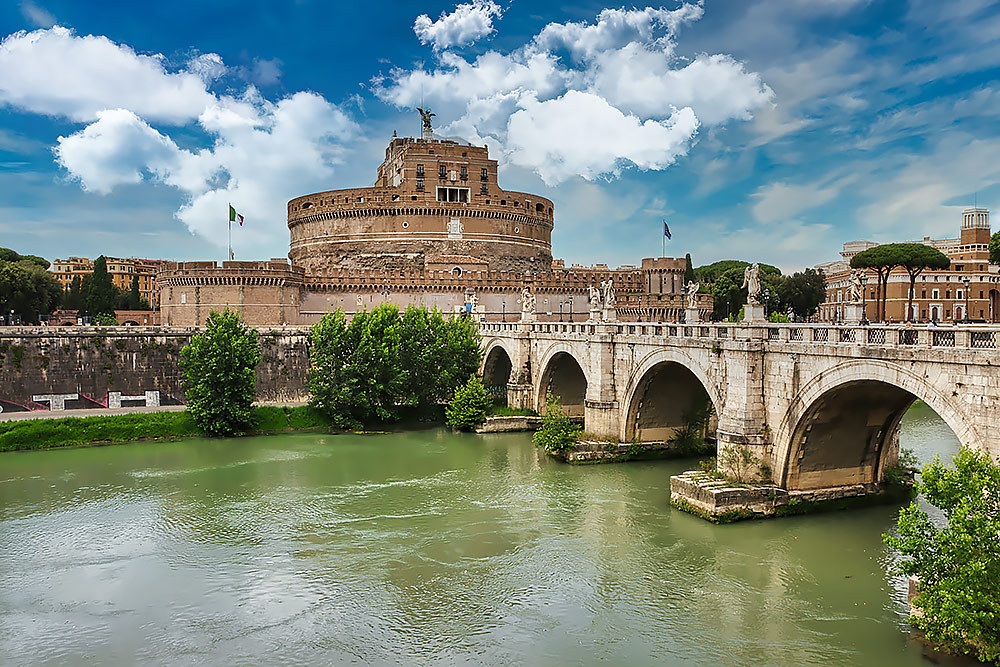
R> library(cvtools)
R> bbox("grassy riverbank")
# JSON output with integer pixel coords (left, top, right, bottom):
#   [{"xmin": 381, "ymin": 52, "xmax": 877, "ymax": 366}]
[{"xmin": 0, "ymin": 405, "xmax": 335, "ymax": 452}]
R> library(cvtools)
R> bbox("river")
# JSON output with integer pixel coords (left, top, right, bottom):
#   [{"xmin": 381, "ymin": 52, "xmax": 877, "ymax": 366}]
[{"xmin": 0, "ymin": 403, "xmax": 975, "ymax": 666}]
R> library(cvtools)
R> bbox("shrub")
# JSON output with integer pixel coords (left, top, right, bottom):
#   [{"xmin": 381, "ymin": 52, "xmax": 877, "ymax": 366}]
[
  {"xmin": 307, "ymin": 305, "xmax": 481, "ymax": 428},
  {"xmin": 718, "ymin": 442, "xmax": 770, "ymax": 483},
  {"xmin": 532, "ymin": 393, "xmax": 582, "ymax": 452},
  {"xmin": 883, "ymin": 446, "xmax": 1000, "ymax": 662},
  {"xmin": 445, "ymin": 376, "xmax": 491, "ymax": 431},
  {"xmin": 92, "ymin": 312, "xmax": 118, "ymax": 326},
  {"xmin": 673, "ymin": 396, "xmax": 715, "ymax": 455},
  {"xmin": 882, "ymin": 447, "xmax": 919, "ymax": 487},
  {"xmin": 179, "ymin": 309, "xmax": 261, "ymax": 436}
]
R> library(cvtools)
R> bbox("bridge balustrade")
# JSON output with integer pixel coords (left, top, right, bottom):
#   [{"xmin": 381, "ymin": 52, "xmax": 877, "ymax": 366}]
[{"xmin": 478, "ymin": 320, "xmax": 1000, "ymax": 351}]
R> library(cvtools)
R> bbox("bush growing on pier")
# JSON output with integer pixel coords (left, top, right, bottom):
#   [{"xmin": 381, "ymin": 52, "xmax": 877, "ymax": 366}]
[
  {"xmin": 307, "ymin": 304, "xmax": 482, "ymax": 428},
  {"xmin": 884, "ymin": 446, "xmax": 1000, "ymax": 662},
  {"xmin": 445, "ymin": 376, "xmax": 491, "ymax": 431},
  {"xmin": 180, "ymin": 309, "xmax": 261, "ymax": 436},
  {"xmin": 533, "ymin": 393, "xmax": 582, "ymax": 452}
]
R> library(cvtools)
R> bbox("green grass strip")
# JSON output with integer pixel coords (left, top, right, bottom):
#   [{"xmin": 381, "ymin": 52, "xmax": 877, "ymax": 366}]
[{"xmin": 0, "ymin": 405, "xmax": 335, "ymax": 452}]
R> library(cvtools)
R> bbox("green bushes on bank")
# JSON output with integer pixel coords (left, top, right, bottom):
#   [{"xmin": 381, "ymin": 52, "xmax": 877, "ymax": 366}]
[
  {"xmin": 180, "ymin": 310, "xmax": 261, "ymax": 436},
  {"xmin": 446, "ymin": 376, "xmax": 491, "ymax": 431},
  {"xmin": 307, "ymin": 304, "xmax": 481, "ymax": 428},
  {"xmin": 0, "ymin": 406, "xmax": 334, "ymax": 452},
  {"xmin": 532, "ymin": 393, "xmax": 582, "ymax": 452}
]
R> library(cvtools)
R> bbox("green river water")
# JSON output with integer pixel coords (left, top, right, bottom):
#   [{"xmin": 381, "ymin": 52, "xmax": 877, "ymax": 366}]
[{"xmin": 0, "ymin": 403, "xmax": 979, "ymax": 666}]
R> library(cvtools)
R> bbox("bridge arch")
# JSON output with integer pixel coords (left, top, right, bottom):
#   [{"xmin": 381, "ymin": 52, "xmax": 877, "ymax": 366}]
[
  {"xmin": 481, "ymin": 341, "xmax": 514, "ymax": 401},
  {"xmin": 773, "ymin": 360, "xmax": 977, "ymax": 490},
  {"xmin": 622, "ymin": 349, "xmax": 721, "ymax": 443},
  {"xmin": 535, "ymin": 344, "xmax": 588, "ymax": 416}
]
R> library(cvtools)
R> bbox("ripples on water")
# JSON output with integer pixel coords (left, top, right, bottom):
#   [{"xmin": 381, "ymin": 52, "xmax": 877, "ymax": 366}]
[{"xmin": 0, "ymin": 405, "xmax": 976, "ymax": 666}]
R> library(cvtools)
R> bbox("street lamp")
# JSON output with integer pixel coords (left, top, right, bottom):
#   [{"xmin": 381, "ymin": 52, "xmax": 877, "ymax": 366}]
[
  {"xmin": 568, "ymin": 296, "xmax": 573, "ymax": 323},
  {"xmin": 501, "ymin": 300, "xmax": 506, "ymax": 322},
  {"xmin": 962, "ymin": 275, "xmax": 971, "ymax": 323},
  {"xmin": 859, "ymin": 273, "xmax": 869, "ymax": 325}
]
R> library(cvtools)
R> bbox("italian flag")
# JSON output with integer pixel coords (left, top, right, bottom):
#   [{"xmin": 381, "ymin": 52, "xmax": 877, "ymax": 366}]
[{"xmin": 229, "ymin": 204, "xmax": 244, "ymax": 226}]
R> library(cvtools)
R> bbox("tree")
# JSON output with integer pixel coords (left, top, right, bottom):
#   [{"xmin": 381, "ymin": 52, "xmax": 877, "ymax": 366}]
[
  {"xmin": 884, "ymin": 446, "xmax": 1000, "ymax": 662},
  {"xmin": 779, "ymin": 268, "xmax": 827, "ymax": 319},
  {"xmin": 179, "ymin": 309, "xmax": 261, "ymax": 436},
  {"xmin": 684, "ymin": 253, "xmax": 695, "ymax": 285},
  {"xmin": 895, "ymin": 244, "xmax": 950, "ymax": 321},
  {"xmin": 850, "ymin": 246, "xmax": 895, "ymax": 321},
  {"xmin": 445, "ymin": 376, "xmax": 491, "ymax": 431},
  {"xmin": 710, "ymin": 275, "xmax": 741, "ymax": 321},
  {"xmin": 990, "ymin": 231, "xmax": 1000, "ymax": 266},
  {"xmin": 308, "ymin": 305, "xmax": 405, "ymax": 427},
  {"xmin": 85, "ymin": 256, "xmax": 117, "ymax": 317},
  {"xmin": 63, "ymin": 275, "xmax": 84, "ymax": 311},
  {"xmin": 0, "ymin": 254, "xmax": 61, "ymax": 323},
  {"xmin": 532, "ymin": 393, "xmax": 582, "ymax": 452},
  {"xmin": 127, "ymin": 274, "xmax": 142, "ymax": 310}
]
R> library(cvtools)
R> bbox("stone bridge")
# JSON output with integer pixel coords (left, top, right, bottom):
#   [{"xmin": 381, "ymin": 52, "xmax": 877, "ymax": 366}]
[{"xmin": 480, "ymin": 320, "xmax": 1000, "ymax": 493}]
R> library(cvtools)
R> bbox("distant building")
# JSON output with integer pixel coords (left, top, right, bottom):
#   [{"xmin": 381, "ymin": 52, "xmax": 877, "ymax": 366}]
[
  {"xmin": 50, "ymin": 256, "xmax": 168, "ymax": 308},
  {"xmin": 158, "ymin": 127, "xmax": 711, "ymax": 326},
  {"xmin": 817, "ymin": 208, "xmax": 1000, "ymax": 322}
]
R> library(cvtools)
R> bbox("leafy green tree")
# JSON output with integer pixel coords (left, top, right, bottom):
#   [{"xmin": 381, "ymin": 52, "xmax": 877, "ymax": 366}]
[
  {"xmin": 884, "ymin": 446, "xmax": 1000, "ymax": 662},
  {"xmin": 92, "ymin": 312, "xmax": 118, "ymax": 326},
  {"xmin": 0, "ymin": 255, "xmax": 61, "ymax": 323},
  {"xmin": 85, "ymin": 256, "xmax": 118, "ymax": 317},
  {"xmin": 684, "ymin": 253, "xmax": 695, "ymax": 285},
  {"xmin": 778, "ymin": 268, "xmax": 827, "ymax": 319},
  {"xmin": 445, "ymin": 375, "xmax": 491, "ymax": 431},
  {"xmin": 179, "ymin": 309, "xmax": 261, "ymax": 436},
  {"xmin": 63, "ymin": 275, "xmax": 84, "ymax": 310},
  {"xmin": 710, "ymin": 275, "xmax": 741, "ymax": 321},
  {"xmin": 990, "ymin": 231, "xmax": 1000, "ymax": 266},
  {"xmin": 532, "ymin": 393, "xmax": 582, "ymax": 452},
  {"xmin": 896, "ymin": 244, "xmax": 951, "ymax": 321},
  {"xmin": 308, "ymin": 305, "xmax": 405, "ymax": 427}
]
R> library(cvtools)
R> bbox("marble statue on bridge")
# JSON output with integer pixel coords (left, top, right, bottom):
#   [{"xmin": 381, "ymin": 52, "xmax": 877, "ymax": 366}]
[
  {"xmin": 588, "ymin": 285, "xmax": 602, "ymax": 321},
  {"xmin": 686, "ymin": 281, "xmax": 700, "ymax": 310},
  {"xmin": 742, "ymin": 263, "xmax": 761, "ymax": 305},
  {"xmin": 518, "ymin": 286, "xmax": 536, "ymax": 322}
]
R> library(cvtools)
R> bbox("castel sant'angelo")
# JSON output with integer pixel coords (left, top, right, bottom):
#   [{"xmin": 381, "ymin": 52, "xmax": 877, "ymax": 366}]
[{"xmin": 157, "ymin": 114, "xmax": 710, "ymax": 325}]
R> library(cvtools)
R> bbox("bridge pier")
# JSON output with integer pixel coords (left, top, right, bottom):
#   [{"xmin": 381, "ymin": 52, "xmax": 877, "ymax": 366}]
[
  {"xmin": 716, "ymin": 338, "xmax": 772, "ymax": 482},
  {"xmin": 506, "ymin": 383, "xmax": 533, "ymax": 411}
]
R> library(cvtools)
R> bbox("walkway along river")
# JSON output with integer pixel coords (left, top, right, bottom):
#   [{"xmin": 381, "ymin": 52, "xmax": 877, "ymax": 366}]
[{"xmin": 0, "ymin": 403, "xmax": 978, "ymax": 665}]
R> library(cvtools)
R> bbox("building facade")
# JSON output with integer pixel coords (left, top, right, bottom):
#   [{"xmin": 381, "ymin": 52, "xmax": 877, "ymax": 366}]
[
  {"xmin": 158, "ymin": 130, "xmax": 710, "ymax": 326},
  {"xmin": 51, "ymin": 256, "xmax": 167, "ymax": 308},
  {"xmin": 817, "ymin": 208, "xmax": 1000, "ymax": 322}
]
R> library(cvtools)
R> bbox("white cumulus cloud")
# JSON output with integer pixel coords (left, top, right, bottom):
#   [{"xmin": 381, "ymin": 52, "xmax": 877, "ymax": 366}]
[
  {"xmin": 0, "ymin": 26, "xmax": 216, "ymax": 124},
  {"xmin": 0, "ymin": 26, "xmax": 359, "ymax": 254},
  {"xmin": 414, "ymin": 0, "xmax": 503, "ymax": 50},
  {"xmin": 377, "ymin": 3, "xmax": 771, "ymax": 184}
]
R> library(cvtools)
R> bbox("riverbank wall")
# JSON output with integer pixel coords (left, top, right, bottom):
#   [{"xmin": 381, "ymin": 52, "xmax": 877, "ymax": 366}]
[{"xmin": 0, "ymin": 326, "xmax": 311, "ymax": 412}]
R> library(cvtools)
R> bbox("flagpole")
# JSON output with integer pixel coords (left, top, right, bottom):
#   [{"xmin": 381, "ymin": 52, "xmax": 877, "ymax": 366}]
[{"xmin": 228, "ymin": 204, "xmax": 232, "ymax": 262}]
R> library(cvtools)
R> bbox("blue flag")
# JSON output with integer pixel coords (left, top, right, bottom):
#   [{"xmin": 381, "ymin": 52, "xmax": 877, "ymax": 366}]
[{"xmin": 663, "ymin": 221, "xmax": 671, "ymax": 239}]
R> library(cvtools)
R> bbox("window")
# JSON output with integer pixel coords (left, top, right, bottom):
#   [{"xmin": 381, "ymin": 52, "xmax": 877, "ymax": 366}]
[
  {"xmin": 460, "ymin": 166, "xmax": 468, "ymax": 180},
  {"xmin": 481, "ymin": 167, "xmax": 488, "ymax": 181},
  {"xmin": 461, "ymin": 151, "xmax": 467, "ymax": 157},
  {"xmin": 932, "ymin": 289, "xmax": 939, "ymax": 299},
  {"xmin": 958, "ymin": 290, "xmax": 963, "ymax": 299},
  {"xmin": 921, "ymin": 289, "xmax": 926, "ymax": 298},
  {"xmin": 946, "ymin": 289, "xmax": 951, "ymax": 299},
  {"xmin": 500, "ymin": 199, "xmax": 506, "ymax": 205},
  {"xmin": 402, "ymin": 221, "xmax": 409, "ymax": 228},
  {"xmin": 480, "ymin": 183, "xmax": 488, "ymax": 194},
  {"xmin": 439, "ymin": 164, "xmax": 446, "ymax": 178},
  {"xmin": 436, "ymin": 187, "xmax": 469, "ymax": 203},
  {"xmin": 416, "ymin": 164, "xmax": 424, "ymax": 177},
  {"xmin": 981, "ymin": 291, "xmax": 985, "ymax": 299},
  {"xmin": 416, "ymin": 180, "xmax": 424, "ymax": 192},
  {"xmin": 391, "ymin": 194, "xmax": 400, "ymax": 202}
]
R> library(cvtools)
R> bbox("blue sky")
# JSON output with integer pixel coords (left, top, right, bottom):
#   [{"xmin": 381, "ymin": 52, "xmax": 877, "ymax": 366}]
[{"xmin": 1, "ymin": 0, "xmax": 999, "ymax": 272}]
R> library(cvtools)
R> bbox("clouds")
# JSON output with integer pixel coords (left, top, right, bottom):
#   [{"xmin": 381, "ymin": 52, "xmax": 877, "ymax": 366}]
[
  {"xmin": 751, "ymin": 180, "xmax": 841, "ymax": 224},
  {"xmin": 506, "ymin": 92, "xmax": 699, "ymax": 184},
  {"xmin": 0, "ymin": 27, "xmax": 216, "ymax": 124},
  {"xmin": 379, "ymin": 3, "xmax": 771, "ymax": 185},
  {"xmin": 414, "ymin": 1, "xmax": 503, "ymax": 50},
  {"xmin": 0, "ymin": 25, "xmax": 357, "ymax": 254}
]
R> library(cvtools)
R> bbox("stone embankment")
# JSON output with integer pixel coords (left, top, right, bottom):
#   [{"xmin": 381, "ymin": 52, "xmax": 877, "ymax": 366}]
[{"xmin": 474, "ymin": 416, "xmax": 542, "ymax": 433}]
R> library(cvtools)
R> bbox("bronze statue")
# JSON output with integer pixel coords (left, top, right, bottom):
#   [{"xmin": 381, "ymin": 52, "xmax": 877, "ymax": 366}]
[{"xmin": 417, "ymin": 107, "xmax": 435, "ymax": 134}]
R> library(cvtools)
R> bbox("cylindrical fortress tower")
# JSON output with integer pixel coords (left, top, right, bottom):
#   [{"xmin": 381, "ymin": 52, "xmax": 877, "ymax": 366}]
[{"xmin": 288, "ymin": 136, "xmax": 553, "ymax": 276}]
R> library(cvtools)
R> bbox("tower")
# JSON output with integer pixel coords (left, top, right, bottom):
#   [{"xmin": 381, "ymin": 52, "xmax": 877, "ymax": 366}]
[{"xmin": 960, "ymin": 207, "xmax": 990, "ymax": 247}]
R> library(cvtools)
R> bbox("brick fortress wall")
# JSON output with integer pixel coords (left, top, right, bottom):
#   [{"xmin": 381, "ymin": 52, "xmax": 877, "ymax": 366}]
[{"xmin": 0, "ymin": 327, "xmax": 310, "ymax": 413}]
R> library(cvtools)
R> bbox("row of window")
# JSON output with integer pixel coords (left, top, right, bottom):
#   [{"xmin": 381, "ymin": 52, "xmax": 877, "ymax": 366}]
[{"xmin": 415, "ymin": 164, "xmax": 488, "ymax": 181}]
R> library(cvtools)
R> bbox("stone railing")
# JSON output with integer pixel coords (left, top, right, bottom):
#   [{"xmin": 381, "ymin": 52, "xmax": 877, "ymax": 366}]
[{"xmin": 479, "ymin": 320, "xmax": 1000, "ymax": 350}]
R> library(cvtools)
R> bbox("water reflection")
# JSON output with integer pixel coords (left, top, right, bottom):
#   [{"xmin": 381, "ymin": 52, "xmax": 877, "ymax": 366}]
[{"xmin": 0, "ymin": 403, "xmax": 972, "ymax": 666}]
